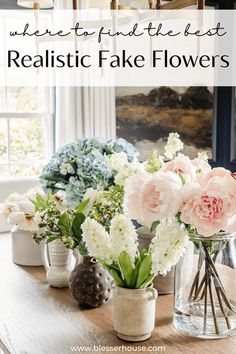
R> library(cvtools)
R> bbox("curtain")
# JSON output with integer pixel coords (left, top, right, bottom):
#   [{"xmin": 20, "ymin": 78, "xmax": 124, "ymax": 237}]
[{"xmin": 54, "ymin": 0, "xmax": 116, "ymax": 149}]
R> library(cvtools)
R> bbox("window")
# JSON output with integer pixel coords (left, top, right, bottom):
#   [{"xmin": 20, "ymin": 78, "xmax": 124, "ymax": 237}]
[{"xmin": 0, "ymin": 87, "xmax": 54, "ymax": 177}]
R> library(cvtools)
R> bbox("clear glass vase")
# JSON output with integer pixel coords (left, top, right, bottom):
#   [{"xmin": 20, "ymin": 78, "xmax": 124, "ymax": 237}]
[{"xmin": 174, "ymin": 233, "xmax": 236, "ymax": 339}]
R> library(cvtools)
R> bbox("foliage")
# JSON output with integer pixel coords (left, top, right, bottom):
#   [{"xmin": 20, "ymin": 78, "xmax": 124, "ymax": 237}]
[
  {"xmin": 33, "ymin": 193, "xmax": 89, "ymax": 251},
  {"xmin": 104, "ymin": 250, "xmax": 154, "ymax": 289}
]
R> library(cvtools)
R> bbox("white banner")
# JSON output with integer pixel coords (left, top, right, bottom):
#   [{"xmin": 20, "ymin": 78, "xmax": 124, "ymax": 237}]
[{"xmin": 0, "ymin": 10, "xmax": 235, "ymax": 86}]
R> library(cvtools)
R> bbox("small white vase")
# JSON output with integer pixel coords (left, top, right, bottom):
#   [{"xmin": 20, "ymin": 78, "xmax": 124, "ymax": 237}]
[
  {"xmin": 11, "ymin": 229, "xmax": 43, "ymax": 266},
  {"xmin": 112, "ymin": 287, "xmax": 158, "ymax": 341},
  {"xmin": 42, "ymin": 239, "xmax": 72, "ymax": 288}
]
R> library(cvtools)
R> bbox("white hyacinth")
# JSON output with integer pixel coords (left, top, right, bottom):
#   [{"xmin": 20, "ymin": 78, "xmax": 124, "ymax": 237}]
[
  {"xmin": 110, "ymin": 214, "xmax": 138, "ymax": 264},
  {"xmin": 164, "ymin": 133, "xmax": 184, "ymax": 160},
  {"xmin": 81, "ymin": 215, "xmax": 139, "ymax": 265},
  {"xmin": 81, "ymin": 217, "xmax": 114, "ymax": 264},
  {"xmin": 150, "ymin": 217, "xmax": 189, "ymax": 276}
]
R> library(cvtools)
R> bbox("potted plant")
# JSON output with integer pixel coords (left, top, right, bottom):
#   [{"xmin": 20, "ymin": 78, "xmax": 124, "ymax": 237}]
[
  {"xmin": 80, "ymin": 214, "xmax": 189, "ymax": 341},
  {"xmin": 33, "ymin": 192, "xmax": 86, "ymax": 288},
  {"xmin": 1, "ymin": 187, "xmax": 43, "ymax": 266}
]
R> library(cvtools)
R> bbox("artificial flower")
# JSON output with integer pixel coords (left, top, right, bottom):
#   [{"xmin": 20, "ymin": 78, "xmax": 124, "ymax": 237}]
[
  {"xmin": 81, "ymin": 217, "xmax": 114, "ymax": 264},
  {"xmin": 110, "ymin": 214, "xmax": 138, "ymax": 264},
  {"xmin": 180, "ymin": 175, "xmax": 236, "ymax": 236},
  {"xmin": 150, "ymin": 217, "xmax": 189, "ymax": 276},
  {"xmin": 124, "ymin": 170, "xmax": 182, "ymax": 228},
  {"xmin": 164, "ymin": 132, "xmax": 184, "ymax": 160}
]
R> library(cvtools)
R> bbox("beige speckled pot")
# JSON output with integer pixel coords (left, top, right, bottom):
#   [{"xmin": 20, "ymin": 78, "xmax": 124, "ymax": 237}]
[{"xmin": 112, "ymin": 287, "xmax": 158, "ymax": 342}]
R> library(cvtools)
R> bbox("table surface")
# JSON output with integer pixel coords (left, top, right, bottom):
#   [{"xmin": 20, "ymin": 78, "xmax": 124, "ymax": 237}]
[{"xmin": 0, "ymin": 234, "xmax": 236, "ymax": 354}]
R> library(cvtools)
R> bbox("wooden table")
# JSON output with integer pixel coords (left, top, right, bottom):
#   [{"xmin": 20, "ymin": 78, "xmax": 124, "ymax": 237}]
[{"xmin": 0, "ymin": 234, "xmax": 236, "ymax": 354}]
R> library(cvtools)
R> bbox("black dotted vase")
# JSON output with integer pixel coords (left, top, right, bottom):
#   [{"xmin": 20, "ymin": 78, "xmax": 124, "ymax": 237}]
[{"xmin": 70, "ymin": 256, "xmax": 114, "ymax": 308}]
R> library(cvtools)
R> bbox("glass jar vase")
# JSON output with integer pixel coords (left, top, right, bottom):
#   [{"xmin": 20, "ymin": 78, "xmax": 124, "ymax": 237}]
[{"xmin": 174, "ymin": 233, "xmax": 236, "ymax": 339}]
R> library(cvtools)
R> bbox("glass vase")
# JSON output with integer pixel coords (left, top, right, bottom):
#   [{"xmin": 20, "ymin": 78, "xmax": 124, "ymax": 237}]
[{"xmin": 174, "ymin": 233, "xmax": 236, "ymax": 339}]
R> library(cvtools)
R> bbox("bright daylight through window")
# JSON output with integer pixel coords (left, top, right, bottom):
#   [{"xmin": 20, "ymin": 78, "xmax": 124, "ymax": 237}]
[{"xmin": 0, "ymin": 87, "xmax": 53, "ymax": 177}]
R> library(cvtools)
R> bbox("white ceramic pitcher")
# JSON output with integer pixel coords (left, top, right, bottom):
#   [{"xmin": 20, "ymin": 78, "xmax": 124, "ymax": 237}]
[{"xmin": 41, "ymin": 239, "xmax": 73, "ymax": 288}]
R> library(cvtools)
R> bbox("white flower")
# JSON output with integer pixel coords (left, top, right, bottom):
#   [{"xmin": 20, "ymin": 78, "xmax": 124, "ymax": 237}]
[
  {"xmin": 8, "ymin": 211, "xmax": 40, "ymax": 232},
  {"xmin": 197, "ymin": 151, "xmax": 208, "ymax": 161},
  {"xmin": 1, "ymin": 193, "xmax": 23, "ymax": 215},
  {"xmin": 105, "ymin": 153, "xmax": 142, "ymax": 186},
  {"xmin": 81, "ymin": 217, "xmax": 114, "ymax": 264},
  {"xmin": 150, "ymin": 217, "xmax": 189, "ymax": 276},
  {"xmin": 110, "ymin": 214, "xmax": 138, "ymax": 264},
  {"xmin": 114, "ymin": 159, "xmax": 141, "ymax": 186},
  {"xmin": 83, "ymin": 188, "xmax": 101, "ymax": 204},
  {"xmin": 164, "ymin": 133, "xmax": 184, "ymax": 160},
  {"xmin": 105, "ymin": 152, "xmax": 128, "ymax": 172},
  {"xmin": 54, "ymin": 192, "xmax": 68, "ymax": 212},
  {"xmin": 17, "ymin": 199, "xmax": 35, "ymax": 215},
  {"xmin": 25, "ymin": 186, "xmax": 45, "ymax": 200},
  {"xmin": 60, "ymin": 162, "xmax": 75, "ymax": 176}
]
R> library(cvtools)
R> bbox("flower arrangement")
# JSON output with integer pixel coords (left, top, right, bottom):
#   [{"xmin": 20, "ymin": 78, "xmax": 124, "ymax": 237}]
[
  {"xmin": 124, "ymin": 132, "xmax": 236, "ymax": 237},
  {"xmin": 123, "ymin": 132, "xmax": 236, "ymax": 337},
  {"xmin": 32, "ymin": 192, "xmax": 89, "ymax": 253},
  {"xmin": 81, "ymin": 214, "xmax": 189, "ymax": 289},
  {"xmin": 40, "ymin": 138, "xmax": 139, "ymax": 207},
  {"xmin": 0, "ymin": 187, "xmax": 43, "ymax": 232}
]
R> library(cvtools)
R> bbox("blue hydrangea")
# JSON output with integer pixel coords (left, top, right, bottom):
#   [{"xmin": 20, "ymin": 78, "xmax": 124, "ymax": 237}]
[{"xmin": 40, "ymin": 138, "xmax": 138, "ymax": 207}]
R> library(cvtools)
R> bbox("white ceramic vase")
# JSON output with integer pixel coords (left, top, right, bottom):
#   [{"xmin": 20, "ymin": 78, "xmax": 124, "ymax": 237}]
[
  {"xmin": 11, "ymin": 229, "xmax": 43, "ymax": 266},
  {"xmin": 112, "ymin": 287, "xmax": 158, "ymax": 341},
  {"xmin": 42, "ymin": 239, "xmax": 73, "ymax": 288}
]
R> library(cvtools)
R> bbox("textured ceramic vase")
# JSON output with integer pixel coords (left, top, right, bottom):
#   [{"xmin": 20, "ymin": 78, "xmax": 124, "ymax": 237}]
[
  {"xmin": 11, "ymin": 229, "xmax": 43, "ymax": 266},
  {"xmin": 42, "ymin": 239, "xmax": 72, "ymax": 288},
  {"xmin": 70, "ymin": 256, "xmax": 114, "ymax": 308},
  {"xmin": 113, "ymin": 287, "xmax": 158, "ymax": 341},
  {"xmin": 137, "ymin": 226, "xmax": 174, "ymax": 294}
]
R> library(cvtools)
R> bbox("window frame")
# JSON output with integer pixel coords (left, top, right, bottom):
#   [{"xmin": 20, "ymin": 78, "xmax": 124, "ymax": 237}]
[{"xmin": 0, "ymin": 87, "xmax": 55, "ymax": 177}]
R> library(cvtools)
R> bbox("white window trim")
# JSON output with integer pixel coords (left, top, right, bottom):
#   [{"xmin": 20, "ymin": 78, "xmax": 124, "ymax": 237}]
[{"xmin": 0, "ymin": 87, "xmax": 54, "ymax": 177}]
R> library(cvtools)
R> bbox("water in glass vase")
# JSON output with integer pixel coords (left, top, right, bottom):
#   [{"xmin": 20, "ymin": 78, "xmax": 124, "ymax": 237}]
[
  {"xmin": 174, "ymin": 235, "xmax": 236, "ymax": 339},
  {"xmin": 174, "ymin": 299, "xmax": 236, "ymax": 339}
]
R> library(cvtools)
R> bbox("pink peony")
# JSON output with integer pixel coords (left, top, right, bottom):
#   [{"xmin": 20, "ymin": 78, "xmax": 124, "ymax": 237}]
[
  {"xmin": 124, "ymin": 171, "xmax": 182, "ymax": 228},
  {"xmin": 180, "ymin": 175, "xmax": 236, "ymax": 237},
  {"xmin": 161, "ymin": 153, "xmax": 196, "ymax": 182},
  {"xmin": 196, "ymin": 167, "xmax": 232, "ymax": 185}
]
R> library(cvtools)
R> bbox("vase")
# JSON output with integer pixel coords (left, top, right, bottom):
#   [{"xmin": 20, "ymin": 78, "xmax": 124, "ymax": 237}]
[
  {"xmin": 137, "ymin": 226, "xmax": 174, "ymax": 294},
  {"xmin": 70, "ymin": 256, "xmax": 114, "ymax": 308},
  {"xmin": 174, "ymin": 233, "xmax": 236, "ymax": 339},
  {"xmin": 112, "ymin": 287, "xmax": 158, "ymax": 341},
  {"xmin": 11, "ymin": 229, "xmax": 43, "ymax": 266},
  {"xmin": 41, "ymin": 239, "xmax": 73, "ymax": 288}
]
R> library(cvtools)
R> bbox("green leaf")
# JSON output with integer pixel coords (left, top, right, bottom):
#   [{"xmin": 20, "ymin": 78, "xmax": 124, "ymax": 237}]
[
  {"xmin": 136, "ymin": 255, "xmax": 152, "ymax": 289},
  {"xmin": 46, "ymin": 236, "xmax": 59, "ymax": 244},
  {"xmin": 74, "ymin": 199, "xmax": 90, "ymax": 215},
  {"xmin": 140, "ymin": 274, "xmax": 155, "ymax": 289},
  {"xmin": 118, "ymin": 251, "xmax": 133, "ymax": 287},
  {"xmin": 150, "ymin": 220, "xmax": 160, "ymax": 233},
  {"xmin": 58, "ymin": 212, "xmax": 71, "ymax": 235},
  {"xmin": 130, "ymin": 257, "xmax": 141, "ymax": 288},
  {"xmin": 109, "ymin": 268, "xmax": 125, "ymax": 287},
  {"xmin": 140, "ymin": 248, "xmax": 148, "ymax": 261},
  {"xmin": 78, "ymin": 241, "xmax": 88, "ymax": 256},
  {"xmin": 72, "ymin": 213, "xmax": 85, "ymax": 244}
]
